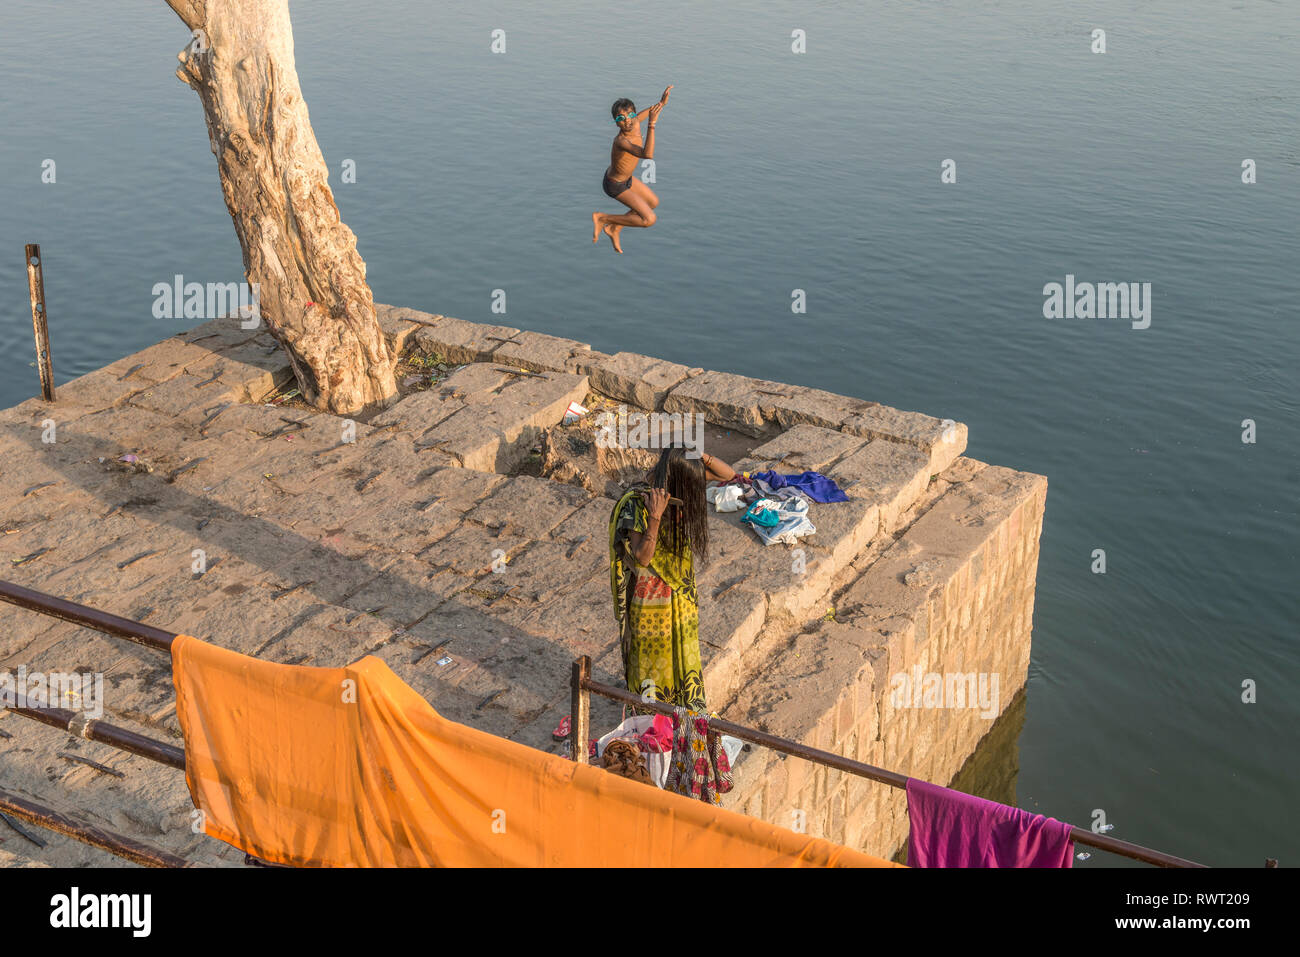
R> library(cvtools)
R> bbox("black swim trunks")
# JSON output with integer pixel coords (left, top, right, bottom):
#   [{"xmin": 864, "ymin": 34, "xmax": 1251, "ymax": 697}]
[{"xmin": 602, "ymin": 171, "xmax": 633, "ymax": 199}]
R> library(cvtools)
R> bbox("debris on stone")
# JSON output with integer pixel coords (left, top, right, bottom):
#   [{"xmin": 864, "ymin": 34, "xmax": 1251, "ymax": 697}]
[{"xmin": 904, "ymin": 561, "xmax": 937, "ymax": 587}]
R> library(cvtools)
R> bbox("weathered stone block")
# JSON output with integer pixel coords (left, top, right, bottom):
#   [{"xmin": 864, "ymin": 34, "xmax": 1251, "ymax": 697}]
[
  {"xmin": 205, "ymin": 338, "xmax": 296, "ymax": 403},
  {"xmin": 740, "ymin": 423, "xmax": 867, "ymax": 475},
  {"xmin": 417, "ymin": 370, "xmax": 588, "ymax": 472},
  {"xmin": 662, "ymin": 370, "xmax": 776, "ymax": 437},
  {"xmin": 589, "ymin": 352, "xmax": 696, "ymax": 410},
  {"xmin": 841, "ymin": 405, "xmax": 968, "ymax": 476},
  {"xmin": 177, "ymin": 316, "xmax": 266, "ymax": 351},
  {"xmin": 490, "ymin": 330, "xmax": 594, "ymax": 374},
  {"xmin": 373, "ymin": 303, "xmax": 423, "ymax": 354},
  {"xmin": 370, "ymin": 387, "xmax": 465, "ymax": 432},
  {"xmin": 465, "ymin": 474, "xmax": 592, "ymax": 540},
  {"xmin": 829, "ymin": 439, "xmax": 933, "ymax": 535},
  {"xmin": 123, "ymin": 373, "xmax": 236, "ymax": 419},
  {"xmin": 802, "ymin": 498, "xmax": 881, "ymax": 573},
  {"xmin": 411, "ymin": 316, "xmax": 521, "ymax": 365},
  {"xmin": 53, "ymin": 367, "xmax": 151, "ymax": 412},
  {"xmin": 757, "ymin": 386, "xmax": 878, "ymax": 431}
]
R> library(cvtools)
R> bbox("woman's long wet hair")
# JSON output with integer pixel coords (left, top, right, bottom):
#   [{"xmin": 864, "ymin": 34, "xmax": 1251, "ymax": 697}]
[{"xmin": 649, "ymin": 446, "xmax": 709, "ymax": 564}]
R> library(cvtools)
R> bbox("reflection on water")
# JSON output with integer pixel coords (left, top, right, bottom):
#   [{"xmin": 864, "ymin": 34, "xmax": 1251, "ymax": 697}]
[
  {"xmin": 893, "ymin": 688, "xmax": 1027, "ymax": 865},
  {"xmin": 949, "ymin": 686, "xmax": 1029, "ymax": 810}
]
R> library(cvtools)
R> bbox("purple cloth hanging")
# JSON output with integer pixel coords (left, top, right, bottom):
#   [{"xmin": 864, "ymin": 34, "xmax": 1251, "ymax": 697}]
[
  {"xmin": 749, "ymin": 470, "xmax": 849, "ymax": 503},
  {"xmin": 905, "ymin": 778, "xmax": 1075, "ymax": 868}
]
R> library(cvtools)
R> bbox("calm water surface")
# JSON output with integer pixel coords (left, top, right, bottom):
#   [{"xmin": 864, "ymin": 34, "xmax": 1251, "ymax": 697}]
[{"xmin": 2, "ymin": 1, "xmax": 1296, "ymax": 866}]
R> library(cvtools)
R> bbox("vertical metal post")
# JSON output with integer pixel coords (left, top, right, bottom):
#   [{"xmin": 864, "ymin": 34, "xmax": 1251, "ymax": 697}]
[
  {"xmin": 570, "ymin": 656, "xmax": 591, "ymax": 764},
  {"xmin": 25, "ymin": 244, "xmax": 55, "ymax": 401}
]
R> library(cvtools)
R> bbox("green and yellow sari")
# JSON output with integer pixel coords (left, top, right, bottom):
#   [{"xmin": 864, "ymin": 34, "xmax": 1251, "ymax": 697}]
[{"xmin": 608, "ymin": 486, "xmax": 707, "ymax": 711}]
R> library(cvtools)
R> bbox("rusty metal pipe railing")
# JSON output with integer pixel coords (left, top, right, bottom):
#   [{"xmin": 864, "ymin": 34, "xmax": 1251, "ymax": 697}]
[
  {"xmin": 0, "ymin": 579, "xmax": 176, "ymax": 653},
  {"xmin": 8, "ymin": 705, "xmax": 185, "ymax": 770},
  {"xmin": 0, "ymin": 787, "xmax": 187, "ymax": 868},
  {"xmin": 572, "ymin": 658, "xmax": 1207, "ymax": 869}
]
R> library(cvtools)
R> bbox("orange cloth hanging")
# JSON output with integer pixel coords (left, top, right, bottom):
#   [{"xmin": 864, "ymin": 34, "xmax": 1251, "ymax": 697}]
[{"xmin": 171, "ymin": 634, "xmax": 901, "ymax": 868}]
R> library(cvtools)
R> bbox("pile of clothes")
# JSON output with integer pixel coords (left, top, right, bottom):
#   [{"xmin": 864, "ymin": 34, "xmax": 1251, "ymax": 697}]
[
  {"xmin": 707, "ymin": 469, "xmax": 849, "ymax": 546},
  {"xmin": 595, "ymin": 710, "xmax": 742, "ymax": 804}
]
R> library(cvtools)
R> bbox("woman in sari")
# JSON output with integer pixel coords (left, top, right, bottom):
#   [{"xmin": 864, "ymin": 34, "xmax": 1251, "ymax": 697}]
[{"xmin": 608, "ymin": 446, "xmax": 738, "ymax": 711}]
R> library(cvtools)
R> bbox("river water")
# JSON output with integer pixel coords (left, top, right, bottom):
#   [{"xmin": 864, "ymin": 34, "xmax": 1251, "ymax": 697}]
[{"xmin": 2, "ymin": 0, "xmax": 1296, "ymax": 866}]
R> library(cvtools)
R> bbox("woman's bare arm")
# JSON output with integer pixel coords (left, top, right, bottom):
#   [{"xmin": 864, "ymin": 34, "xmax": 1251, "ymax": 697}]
[
  {"xmin": 626, "ymin": 488, "xmax": 669, "ymax": 566},
  {"xmin": 701, "ymin": 452, "xmax": 737, "ymax": 482}
]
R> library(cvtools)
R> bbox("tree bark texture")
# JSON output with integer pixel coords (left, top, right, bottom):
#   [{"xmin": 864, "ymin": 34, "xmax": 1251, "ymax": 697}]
[{"xmin": 167, "ymin": 0, "xmax": 395, "ymax": 414}]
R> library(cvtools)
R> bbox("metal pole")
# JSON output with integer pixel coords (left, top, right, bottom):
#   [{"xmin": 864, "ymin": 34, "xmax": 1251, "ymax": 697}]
[
  {"xmin": 0, "ymin": 787, "xmax": 187, "ymax": 868},
  {"xmin": 25, "ymin": 244, "xmax": 55, "ymax": 401},
  {"xmin": 577, "ymin": 668, "xmax": 1206, "ymax": 869},
  {"xmin": 6, "ymin": 705, "xmax": 186, "ymax": 770},
  {"xmin": 0, "ymin": 579, "xmax": 176, "ymax": 653},
  {"xmin": 570, "ymin": 656, "xmax": 591, "ymax": 764}
]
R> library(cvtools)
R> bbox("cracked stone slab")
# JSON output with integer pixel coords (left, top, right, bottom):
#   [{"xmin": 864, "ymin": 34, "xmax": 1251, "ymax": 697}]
[
  {"xmin": 374, "ymin": 303, "xmax": 423, "ymax": 355},
  {"xmin": 827, "ymin": 439, "xmax": 934, "ymax": 535},
  {"xmin": 341, "ymin": 556, "xmax": 474, "ymax": 625},
  {"xmin": 252, "ymin": 602, "xmax": 400, "ymax": 666},
  {"xmin": 118, "ymin": 336, "xmax": 230, "ymax": 384},
  {"xmin": 739, "ymin": 424, "xmax": 868, "ymax": 474},
  {"xmin": 436, "ymin": 364, "xmax": 520, "ymax": 404},
  {"xmin": 411, "ymin": 316, "xmax": 522, "ymax": 365},
  {"xmin": 177, "ymin": 316, "xmax": 267, "ymax": 352},
  {"xmin": 200, "ymin": 338, "xmax": 296, "ymax": 403},
  {"xmin": 420, "ymin": 522, "xmax": 524, "ymax": 576},
  {"xmin": 756, "ymin": 385, "xmax": 880, "ymax": 431},
  {"xmin": 465, "ymin": 474, "xmax": 592, "ymax": 540},
  {"xmin": 588, "ymin": 351, "xmax": 700, "ymax": 410},
  {"xmin": 483, "ymin": 539, "xmax": 606, "ymax": 605},
  {"xmin": 490, "ymin": 330, "xmax": 595, "ymax": 375},
  {"xmin": 841, "ymin": 406, "xmax": 968, "ymax": 476},
  {"xmin": 382, "ymin": 602, "xmax": 575, "ymax": 726},
  {"xmin": 339, "ymin": 476, "xmax": 464, "ymax": 554},
  {"xmin": 41, "ymin": 367, "xmax": 151, "ymax": 415},
  {"xmin": 370, "ymin": 388, "xmax": 465, "ymax": 433},
  {"xmin": 417, "ymin": 371, "xmax": 588, "ymax": 472},
  {"xmin": 662, "ymin": 369, "xmax": 785, "ymax": 437},
  {"xmin": 122, "ymin": 373, "xmax": 238, "ymax": 421}
]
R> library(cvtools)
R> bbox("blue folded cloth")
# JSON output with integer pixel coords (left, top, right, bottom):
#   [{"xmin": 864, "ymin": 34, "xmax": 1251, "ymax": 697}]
[
  {"xmin": 741, "ymin": 499, "xmax": 781, "ymax": 527},
  {"xmin": 749, "ymin": 470, "xmax": 848, "ymax": 503},
  {"xmin": 743, "ymin": 498, "xmax": 816, "ymax": 545}
]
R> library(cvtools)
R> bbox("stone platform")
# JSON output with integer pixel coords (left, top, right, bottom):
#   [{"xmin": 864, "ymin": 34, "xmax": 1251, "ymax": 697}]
[{"xmin": 0, "ymin": 305, "xmax": 1045, "ymax": 866}]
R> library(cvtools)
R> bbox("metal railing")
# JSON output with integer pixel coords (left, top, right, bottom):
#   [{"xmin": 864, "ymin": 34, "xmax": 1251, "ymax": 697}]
[{"xmin": 569, "ymin": 656, "xmax": 1210, "ymax": 868}]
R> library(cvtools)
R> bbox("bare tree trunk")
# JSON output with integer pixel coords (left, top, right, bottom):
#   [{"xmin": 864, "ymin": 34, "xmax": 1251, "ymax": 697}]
[{"xmin": 165, "ymin": 0, "xmax": 395, "ymax": 414}]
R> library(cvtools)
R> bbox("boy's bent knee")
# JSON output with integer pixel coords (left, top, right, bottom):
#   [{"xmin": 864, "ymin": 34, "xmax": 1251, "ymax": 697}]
[{"xmin": 640, "ymin": 211, "xmax": 657, "ymax": 227}]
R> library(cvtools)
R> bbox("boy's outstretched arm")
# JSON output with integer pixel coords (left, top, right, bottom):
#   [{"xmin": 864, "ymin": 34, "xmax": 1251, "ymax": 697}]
[{"xmin": 636, "ymin": 85, "xmax": 673, "ymax": 119}]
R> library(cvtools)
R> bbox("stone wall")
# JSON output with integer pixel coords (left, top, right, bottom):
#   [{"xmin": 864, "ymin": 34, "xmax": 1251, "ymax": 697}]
[{"xmin": 723, "ymin": 460, "xmax": 1048, "ymax": 860}]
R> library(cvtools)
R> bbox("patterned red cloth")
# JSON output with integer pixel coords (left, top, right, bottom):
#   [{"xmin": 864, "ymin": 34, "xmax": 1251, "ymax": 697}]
[{"xmin": 665, "ymin": 708, "xmax": 733, "ymax": 804}]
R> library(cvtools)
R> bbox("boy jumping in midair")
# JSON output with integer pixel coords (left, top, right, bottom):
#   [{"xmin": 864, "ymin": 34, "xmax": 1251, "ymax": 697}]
[{"xmin": 592, "ymin": 86, "xmax": 672, "ymax": 253}]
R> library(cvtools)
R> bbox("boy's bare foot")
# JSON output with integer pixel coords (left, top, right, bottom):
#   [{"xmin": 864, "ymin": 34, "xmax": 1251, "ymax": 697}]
[
  {"xmin": 591, "ymin": 212, "xmax": 604, "ymax": 243},
  {"xmin": 602, "ymin": 223, "xmax": 623, "ymax": 254}
]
